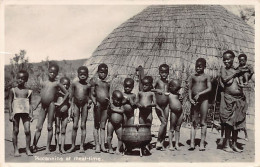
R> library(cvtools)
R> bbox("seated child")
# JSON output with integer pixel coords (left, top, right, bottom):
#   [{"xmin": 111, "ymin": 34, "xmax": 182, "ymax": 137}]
[
  {"xmin": 67, "ymin": 66, "xmax": 92, "ymax": 153},
  {"xmin": 167, "ymin": 79, "xmax": 183, "ymax": 151},
  {"xmin": 9, "ymin": 70, "xmax": 33, "ymax": 157},
  {"xmin": 54, "ymin": 77, "xmax": 71, "ymax": 154},
  {"xmin": 107, "ymin": 90, "xmax": 124, "ymax": 154},
  {"xmin": 90, "ymin": 63, "xmax": 110, "ymax": 153},
  {"xmin": 236, "ymin": 54, "xmax": 253, "ymax": 87},
  {"xmin": 33, "ymin": 63, "xmax": 69, "ymax": 154},
  {"xmin": 188, "ymin": 58, "xmax": 212, "ymax": 151},
  {"xmin": 122, "ymin": 78, "xmax": 136, "ymax": 125},
  {"xmin": 136, "ymin": 76, "xmax": 161, "ymax": 125}
]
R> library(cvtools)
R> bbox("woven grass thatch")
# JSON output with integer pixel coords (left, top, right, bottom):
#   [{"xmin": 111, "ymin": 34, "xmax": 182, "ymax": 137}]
[{"xmin": 85, "ymin": 5, "xmax": 254, "ymax": 81}]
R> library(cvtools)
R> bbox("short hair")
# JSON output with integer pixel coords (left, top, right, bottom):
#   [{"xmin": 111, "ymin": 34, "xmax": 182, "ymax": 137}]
[
  {"xmin": 142, "ymin": 76, "xmax": 153, "ymax": 84},
  {"xmin": 60, "ymin": 76, "xmax": 70, "ymax": 85},
  {"xmin": 17, "ymin": 70, "xmax": 29, "ymax": 81},
  {"xmin": 112, "ymin": 90, "xmax": 123, "ymax": 99},
  {"xmin": 77, "ymin": 66, "xmax": 88, "ymax": 73},
  {"xmin": 238, "ymin": 54, "xmax": 247, "ymax": 61},
  {"xmin": 223, "ymin": 50, "xmax": 235, "ymax": 58},
  {"xmin": 49, "ymin": 62, "xmax": 59, "ymax": 72},
  {"xmin": 196, "ymin": 58, "xmax": 206, "ymax": 67},
  {"xmin": 159, "ymin": 64, "xmax": 169, "ymax": 72},
  {"xmin": 124, "ymin": 78, "xmax": 134, "ymax": 86},
  {"xmin": 98, "ymin": 63, "xmax": 108, "ymax": 71}
]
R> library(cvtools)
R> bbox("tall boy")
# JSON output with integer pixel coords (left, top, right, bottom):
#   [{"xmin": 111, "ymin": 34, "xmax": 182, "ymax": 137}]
[{"xmin": 188, "ymin": 58, "xmax": 212, "ymax": 151}]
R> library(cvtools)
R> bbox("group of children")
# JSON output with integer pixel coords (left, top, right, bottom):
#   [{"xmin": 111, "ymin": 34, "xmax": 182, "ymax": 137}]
[{"xmin": 9, "ymin": 51, "xmax": 252, "ymax": 157}]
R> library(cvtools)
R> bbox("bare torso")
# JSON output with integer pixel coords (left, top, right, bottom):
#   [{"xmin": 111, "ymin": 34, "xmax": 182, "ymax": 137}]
[
  {"xmin": 40, "ymin": 80, "xmax": 59, "ymax": 106},
  {"xmin": 72, "ymin": 80, "xmax": 91, "ymax": 105},
  {"xmin": 110, "ymin": 106, "xmax": 124, "ymax": 125},
  {"xmin": 92, "ymin": 78, "xmax": 110, "ymax": 104},
  {"xmin": 168, "ymin": 93, "xmax": 182, "ymax": 114},
  {"xmin": 191, "ymin": 74, "xmax": 209, "ymax": 97},
  {"xmin": 154, "ymin": 79, "xmax": 169, "ymax": 107},
  {"xmin": 123, "ymin": 93, "xmax": 135, "ymax": 117},
  {"xmin": 138, "ymin": 91, "xmax": 154, "ymax": 107}
]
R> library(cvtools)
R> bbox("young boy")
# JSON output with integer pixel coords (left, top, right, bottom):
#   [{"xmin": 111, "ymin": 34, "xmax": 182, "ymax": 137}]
[
  {"xmin": 136, "ymin": 76, "xmax": 160, "ymax": 125},
  {"xmin": 220, "ymin": 50, "xmax": 248, "ymax": 153},
  {"xmin": 54, "ymin": 77, "xmax": 71, "ymax": 154},
  {"xmin": 67, "ymin": 66, "xmax": 92, "ymax": 153},
  {"xmin": 122, "ymin": 78, "xmax": 136, "ymax": 125},
  {"xmin": 32, "ymin": 63, "xmax": 69, "ymax": 154},
  {"xmin": 168, "ymin": 79, "xmax": 183, "ymax": 151},
  {"xmin": 90, "ymin": 63, "xmax": 110, "ymax": 153},
  {"xmin": 188, "ymin": 58, "xmax": 212, "ymax": 151},
  {"xmin": 237, "ymin": 54, "xmax": 252, "ymax": 87},
  {"xmin": 9, "ymin": 70, "xmax": 33, "ymax": 157},
  {"xmin": 152, "ymin": 64, "xmax": 170, "ymax": 150},
  {"xmin": 107, "ymin": 90, "xmax": 124, "ymax": 154}
]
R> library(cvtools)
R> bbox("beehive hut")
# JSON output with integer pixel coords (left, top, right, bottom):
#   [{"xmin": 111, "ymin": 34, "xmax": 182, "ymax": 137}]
[{"xmin": 85, "ymin": 5, "xmax": 255, "ymax": 125}]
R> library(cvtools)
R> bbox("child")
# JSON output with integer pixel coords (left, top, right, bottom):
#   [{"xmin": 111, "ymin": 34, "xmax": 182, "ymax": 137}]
[
  {"xmin": 136, "ymin": 76, "xmax": 160, "ymax": 125},
  {"xmin": 67, "ymin": 66, "xmax": 92, "ymax": 153},
  {"xmin": 152, "ymin": 64, "xmax": 170, "ymax": 150},
  {"xmin": 188, "ymin": 58, "xmax": 212, "ymax": 151},
  {"xmin": 32, "ymin": 63, "xmax": 69, "ymax": 154},
  {"xmin": 9, "ymin": 70, "xmax": 33, "ymax": 157},
  {"xmin": 107, "ymin": 90, "xmax": 124, "ymax": 154},
  {"xmin": 168, "ymin": 79, "xmax": 183, "ymax": 151},
  {"xmin": 90, "ymin": 63, "xmax": 110, "ymax": 153},
  {"xmin": 122, "ymin": 78, "xmax": 136, "ymax": 125},
  {"xmin": 237, "ymin": 54, "xmax": 252, "ymax": 87},
  {"xmin": 54, "ymin": 77, "xmax": 71, "ymax": 154}
]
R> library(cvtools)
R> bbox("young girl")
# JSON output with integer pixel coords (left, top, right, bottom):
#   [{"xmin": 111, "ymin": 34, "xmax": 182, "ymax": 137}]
[{"xmin": 9, "ymin": 70, "xmax": 33, "ymax": 157}]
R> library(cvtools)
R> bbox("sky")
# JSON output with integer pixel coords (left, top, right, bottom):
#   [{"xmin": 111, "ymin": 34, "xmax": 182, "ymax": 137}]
[
  {"xmin": 4, "ymin": 5, "xmax": 253, "ymax": 65},
  {"xmin": 4, "ymin": 5, "xmax": 147, "ymax": 64}
]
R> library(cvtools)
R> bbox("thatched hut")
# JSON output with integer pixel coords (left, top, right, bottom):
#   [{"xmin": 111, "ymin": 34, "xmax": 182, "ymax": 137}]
[{"xmin": 84, "ymin": 5, "xmax": 255, "ymax": 125}]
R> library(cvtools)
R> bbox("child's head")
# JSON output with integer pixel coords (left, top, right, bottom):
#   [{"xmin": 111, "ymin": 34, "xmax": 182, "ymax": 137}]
[
  {"xmin": 77, "ymin": 66, "xmax": 88, "ymax": 81},
  {"xmin": 124, "ymin": 78, "xmax": 134, "ymax": 94},
  {"xmin": 60, "ymin": 77, "xmax": 70, "ymax": 90},
  {"xmin": 97, "ymin": 63, "xmax": 108, "ymax": 80},
  {"xmin": 195, "ymin": 58, "xmax": 206, "ymax": 74},
  {"xmin": 142, "ymin": 76, "xmax": 153, "ymax": 92},
  {"xmin": 223, "ymin": 50, "xmax": 235, "ymax": 68},
  {"xmin": 112, "ymin": 90, "xmax": 123, "ymax": 106},
  {"xmin": 48, "ymin": 63, "xmax": 59, "ymax": 80},
  {"xmin": 16, "ymin": 70, "xmax": 29, "ymax": 86},
  {"xmin": 169, "ymin": 79, "xmax": 181, "ymax": 94},
  {"xmin": 159, "ymin": 64, "xmax": 169, "ymax": 80},
  {"xmin": 238, "ymin": 54, "xmax": 247, "ymax": 66}
]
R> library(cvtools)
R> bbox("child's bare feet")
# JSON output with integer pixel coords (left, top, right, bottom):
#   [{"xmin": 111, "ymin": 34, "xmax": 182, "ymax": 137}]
[
  {"xmin": 61, "ymin": 149, "xmax": 66, "ymax": 154},
  {"xmin": 26, "ymin": 149, "xmax": 33, "ymax": 156},
  {"xmin": 54, "ymin": 148, "xmax": 61, "ymax": 154},
  {"xmin": 95, "ymin": 145, "xmax": 101, "ymax": 153},
  {"xmin": 115, "ymin": 149, "xmax": 121, "ymax": 155},
  {"xmin": 66, "ymin": 146, "xmax": 75, "ymax": 153},
  {"xmin": 175, "ymin": 145, "xmax": 181, "ymax": 151},
  {"xmin": 44, "ymin": 149, "xmax": 51, "ymax": 155},
  {"xmin": 14, "ymin": 150, "xmax": 21, "ymax": 157},
  {"xmin": 101, "ymin": 145, "xmax": 107, "ymax": 153},
  {"xmin": 223, "ymin": 146, "xmax": 234, "ymax": 153},
  {"xmin": 218, "ymin": 138, "xmax": 224, "ymax": 147},
  {"xmin": 232, "ymin": 145, "xmax": 243, "ymax": 153},
  {"xmin": 188, "ymin": 144, "xmax": 195, "ymax": 151},
  {"xmin": 32, "ymin": 146, "xmax": 38, "ymax": 153},
  {"xmin": 109, "ymin": 149, "xmax": 114, "ymax": 154},
  {"xmin": 79, "ymin": 147, "xmax": 85, "ymax": 153},
  {"xmin": 199, "ymin": 145, "xmax": 205, "ymax": 151},
  {"xmin": 156, "ymin": 141, "xmax": 163, "ymax": 150},
  {"xmin": 168, "ymin": 146, "xmax": 175, "ymax": 151}
]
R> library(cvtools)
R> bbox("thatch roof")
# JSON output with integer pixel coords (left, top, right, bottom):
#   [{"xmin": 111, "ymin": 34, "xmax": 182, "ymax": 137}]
[{"xmin": 85, "ymin": 5, "xmax": 254, "ymax": 81}]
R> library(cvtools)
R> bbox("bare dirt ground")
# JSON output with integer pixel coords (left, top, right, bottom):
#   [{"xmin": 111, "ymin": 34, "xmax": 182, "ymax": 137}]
[{"xmin": 5, "ymin": 111, "xmax": 254, "ymax": 163}]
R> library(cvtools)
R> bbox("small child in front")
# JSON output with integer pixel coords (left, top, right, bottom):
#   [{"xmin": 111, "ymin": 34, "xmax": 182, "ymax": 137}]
[
  {"xmin": 107, "ymin": 90, "xmax": 124, "ymax": 154},
  {"xmin": 67, "ymin": 66, "xmax": 92, "ymax": 153},
  {"xmin": 237, "ymin": 54, "xmax": 252, "ymax": 87},
  {"xmin": 168, "ymin": 79, "xmax": 183, "ymax": 151},
  {"xmin": 9, "ymin": 70, "xmax": 33, "ymax": 157},
  {"xmin": 136, "ymin": 76, "xmax": 159, "ymax": 125},
  {"xmin": 33, "ymin": 63, "xmax": 69, "ymax": 154},
  {"xmin": 188, "ymin": 58, "xmax": 212, "ymax": 151},
  {"xmin": 54, "ymin": 77, "xmax": 71, "ymax": 154},
  {"xmin": 153, "ymin": 64, "xmax": 170, "ymax": 150},
  {"xmin": 122, "ymin": 78, "xmax": 136, "ymax": 125},
  {"xmin": 90, "ymin": 63, "xmax": 110, "ymax": 153}
]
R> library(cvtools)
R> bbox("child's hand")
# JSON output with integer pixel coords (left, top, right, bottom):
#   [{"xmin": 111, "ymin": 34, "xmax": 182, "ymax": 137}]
[
  {"xmin": 194, "ymin": 93, "xmax": 200, "ymax": 101},
  {"xmin": 54, "ymin": 102, "xmax": 62, "ymax": 107},
  {"xmin": 29, "ymin": 114, "xmax": 34, "ymax": 122},
  {"xmin": 190, "ymin": 99, "xmax": 196, "ymax": 105},
  {"xmin": 9, "ymin": 114, "xmax": 14, "ymax": 122}
]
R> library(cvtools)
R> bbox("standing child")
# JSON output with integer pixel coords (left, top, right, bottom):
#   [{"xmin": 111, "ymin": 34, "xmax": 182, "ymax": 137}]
[
  {"xmin": 107, "ymin": 90, "xmax": 124, "ymax": 154},
  {"xmin": 54, "ymin": 77, "xmax": 71, "ymax": 154},
  {"xmin": 9, "ymin": 70, "xmax": 33, "ymax": 157},
  {"xmin": 67, "ymin": 66, "xmax": 92, "ymax": 153},
  {"xmin": 136, "ymin": 76, "xmax": 161, "ymax": 125},
  {"xmin": 90, "ymin": 63, "xmax": 110, "ymax": 153},
  {"xmin": 188, "ymin": 58, "xmax": 212, "ymax": 151},
  {"xmin": 122, "ymin": 78, "xmax": 136, "ymax": 125},
  {"xmin": 152, "ymin": 64, "xmax": 170, "ymax": 150},
  {"xmin": 168, "ymin": 79, "xmax": 183, "ymax": 151},
  {"xmin": 32, "ymin": 63, "xmax": 69, "ymax": 154}
]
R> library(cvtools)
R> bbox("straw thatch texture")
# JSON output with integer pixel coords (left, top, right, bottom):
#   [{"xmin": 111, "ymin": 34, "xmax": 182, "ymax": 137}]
[{"xmin": 85, "ymin": 5, "xmax": 254, "ymax": 81}]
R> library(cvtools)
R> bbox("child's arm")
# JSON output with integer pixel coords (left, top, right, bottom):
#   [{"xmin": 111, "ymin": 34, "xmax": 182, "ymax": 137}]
[
  {"xmin": 152, "ymin": 93, "xmax": 165, "ymax": 119},
  {"xmin": 55, "ymin": 83, "xmax": 69, "ymax": 107},
  {"xmin": 188, "ymin": 76, "xmax": 196, "ymax": 105},
  {"xmin": 90, "ymin": 78, "xmax": 97, "ymax": 106},
  {"xmin": 129, "ymin": 95, "xmax": 137, "ymax": 108},
  {"xmin": 151, "ymin": 80, "xmax": 163, "ymax": 95},
  {"xmin": 194, "ymin": 75, "xmax": 212, "ymax": 101},
  {"xmin": 28, "ymin": 90, "xmax": 34, "ymax": 122},
  {"xmin": 220, "ymin": 67, "xmax": 240, "ymax": 84},
  {"xmin": 8, "ymin": 89, "xmax": 14, "ymax": 122},
  {"xmin": 135, "ymin": 93, "xmax": 142, "ymax": 108},
  {"xmin": 110, "ymin": 104, "xmax": 124, "ymax": 114}
]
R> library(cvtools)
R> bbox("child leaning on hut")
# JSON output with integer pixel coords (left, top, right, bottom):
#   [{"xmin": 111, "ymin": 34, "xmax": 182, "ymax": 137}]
[{"xmin": 219, "ymin": 50, "xmax": 252, "ymax": 153}]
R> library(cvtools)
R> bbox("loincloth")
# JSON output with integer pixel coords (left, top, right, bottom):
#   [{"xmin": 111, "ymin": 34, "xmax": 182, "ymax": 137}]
[{"xmin": 220, "ymin": 92, "xmax": 247, "ymax": 130}]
